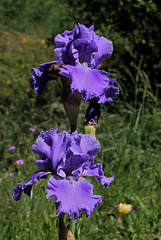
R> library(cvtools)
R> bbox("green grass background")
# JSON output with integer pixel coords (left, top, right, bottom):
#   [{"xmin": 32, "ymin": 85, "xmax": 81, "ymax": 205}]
[{"xmin": 0, "ymin": 1, "xmax": 161, "ymax": 239}]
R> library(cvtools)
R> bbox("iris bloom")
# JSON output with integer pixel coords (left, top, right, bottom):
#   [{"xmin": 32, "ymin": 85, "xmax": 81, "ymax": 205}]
[
  {"xmin": 11, "ymin": 128, "xmax": 114, "ymax": 220},
  {"xmin": 30, "ymin": 23, "xmax": 119, "ymax": 103}
]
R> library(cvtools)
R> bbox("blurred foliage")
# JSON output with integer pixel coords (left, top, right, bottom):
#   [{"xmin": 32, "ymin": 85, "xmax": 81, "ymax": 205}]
[{"xmin": 0, "ymin": 0, "xmax": 73, "ymax": 36}]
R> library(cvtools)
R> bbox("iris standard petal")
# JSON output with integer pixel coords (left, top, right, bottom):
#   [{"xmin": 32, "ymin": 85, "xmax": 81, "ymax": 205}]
[
  {"xmin": 54, "ymin": 30, "xmax": 74, "ymax": 64},
  {"xmin": 32, "ymin": 135, "xmax": 51, "ymax": 160},
  {"xmin": 46, "ymin": 175, "xmax": 102, "ymax": 220},
  {"xmin": 92, "ymin": 33, "xmax": 113, "ymax": 68},
  {"xmin": 41, "ymin": 129, "xmax": 71, "ymax": 173},
  {"xmin": 55, "ymin": 30, "xmax": 74, "ymax": 48},
  {"xmin": 75, "ymin": 23, "xmax": 93, "ymax": 41},
  {"xmin": 70, "ymin": 132, "xmax": 101, "ymax": 159},
  {"xmin": 72, "ymin": 39, "xmax": 98, "ymax": 66}
]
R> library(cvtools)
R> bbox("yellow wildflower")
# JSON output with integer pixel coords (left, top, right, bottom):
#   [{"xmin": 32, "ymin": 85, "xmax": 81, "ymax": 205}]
[
  {"xmin": 41, "ymin": 39, "xmax": 45, "ymax": 44},
  {"xmin": 7, "ymin": 80, "xmax": 11, "ymax": 84},
  {"xmin": 21, "ymin": 38, "xmax": 27, "ymax": 43},
  {"xmin": 115, "ymin": 202, "xmax": 138, "ymax": 227}
]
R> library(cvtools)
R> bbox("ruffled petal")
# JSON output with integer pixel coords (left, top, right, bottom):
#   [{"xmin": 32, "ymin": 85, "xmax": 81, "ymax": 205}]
[
  {"xmin": 97, "ymin": 71, "xmax": 119, "ymax": 103},
  {"xmin": 57, "ymin": 154, "xmax": 90, "ymax": 179},
  {"xmin": 32, "ymin": 135, "xmax": 52, "ymax": 171},
  {"xmin": 72, "ymin": 39, "xmax": 98, "ymax": 66},
  {"xmin": 10, "ymin": 183, "xmax": 25, "ymax": 201},
  {"xmin": 32, "ymin": 135, "xmax": 51, "ymax": 160},
  {"xmin": 55, "ymin": 131, "xmax": 100, "ymax": 178},
  {"xmin": 11, "ymin": 171, "xmax": 50, "ymax": 201},
  {"xmin": 59, "ymin": 64, "xmax": 109, "ymax": 102},
  {"xmin": 55, "ymin": 30, "xmax": 74, "ymax": 48},
  {"xmin": 40, "ymin": 129, "xmax": 71, "ymax": 174},
  {"xmin": 92, "ymin": 33, "xmax": 113, "ymax": 68},
  {"xmin": 75, "ymin": 23, "xmax": 93, "ymax": 41},
  {"xmin": 83, "ymin": 163, "xmax": 114, "ymax": 189},
  {"xmin": 71, "ymin": 132, "xmax": 101, "ymax": 159},
  {"xmin": 98, "ymin": 85, "xmax": 119, "ymax": 103},
  {"xmin": 30, "ymin": 61, "xmax": 59, "ymax": 93},
  {"xmin": 54, "ymin": 23, "xmax": 113, "ymax": 69},
  {"xmin": 46, "ymin": 175, "xmax": 102, "ymax": 220},
  {"xmin": 54, "ymin": 30, "xmax": 74, "ymax": 64}
]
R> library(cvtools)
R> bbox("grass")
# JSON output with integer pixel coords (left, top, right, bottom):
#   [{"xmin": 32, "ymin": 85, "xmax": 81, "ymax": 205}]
[{"xmin": 0, "ymin": 22, "xmax": 161, "ymax": 240}]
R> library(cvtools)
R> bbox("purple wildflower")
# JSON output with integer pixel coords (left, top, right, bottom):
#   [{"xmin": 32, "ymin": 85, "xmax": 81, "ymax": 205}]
[
  {"xmin": 29, "ymin": 128, "xmax": 35, "ymax": 132},
  {"xmin": 9, "ymin": 173, "xmax": 14, "ymax": 177},
  {"xmin": 30, "ymin": 24, "xmax": 119, "ymax": 103},
  {"xmin": 9, "ymin": 146, "xmax": 16, "ymax": 151},
  {"xmin": 16, "ymin": 159, "xmax": 24, "ymax": 165},
  {"xmin": 11, "ymin": 128, "xmax": 114, "ymax": 220}
]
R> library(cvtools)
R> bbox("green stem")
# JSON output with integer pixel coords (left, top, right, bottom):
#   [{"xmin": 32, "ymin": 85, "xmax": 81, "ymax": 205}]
[
  {"xmin": 69, "ymin": 214, "xmax": 76, "ymax": 237},
  {"xmin": 58, "ymin": 213, "xmax": 67, "ymax": 240}
]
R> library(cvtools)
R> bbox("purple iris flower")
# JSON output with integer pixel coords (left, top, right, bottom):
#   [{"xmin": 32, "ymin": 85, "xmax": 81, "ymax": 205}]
[
  {"xmin": 11, "ymin": 128, "xmax": 114, "ymax": 220},
  {"xmin": 56, "ymin": 24, "xmax": 119, "ymax": 102},
  {"xmin": 30, "ymin": 24, "xmax": 119, "ymax": 103}
]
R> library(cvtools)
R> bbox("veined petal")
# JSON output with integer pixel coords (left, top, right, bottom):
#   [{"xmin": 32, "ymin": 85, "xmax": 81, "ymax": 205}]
[
  {"xmin": 98, "ymin": 85, "xmax": 119, "ymax": 104},
  {"xmin": 73, "ymin": 39, "xmax": 98, "ymax": 66},
  {"xmin": 11, "ymin": 171, "xmax": 50, "ymax": 201},
  {"xmin": 32, "ymin": 135, "xmax": 51, "ymax": 160},
  {"xmin": 83, "ymin": 163, "xmax": 114, "ymax": 189},
  {"xmin": 59, "ymin": 64, "xmax": 109, "ymax": 102},
  {"xmin": 46, "ymin": 175, "xmax": 102, "ymax": 220},
  {"xmin": 75, "ymin": 23, "xmax": 93, "ymax": 41},
  {"xmin": 40, "ymin": 129, "xmax": 71, "ymax": 174},
  {"xmin": 71, "ymin": 132, "xmax": 101, "ymax": 159},
  {"xmin": 79, "ymin": 134, "xmax": 101, "ymax": 158},
  {"xmin": 56, "ymin": 131, "xmax": 101, "ymax": 178},
  {"xmin": 97, "ymin": 71, "xmax": 119, "ymax": 103},
  {"xmin": 54, "ymin": 30, "xmax": 74, "ymax": 64},
  {"xmin": 55, "ymin": 30, "xmax": 74, "ymax": 48}
]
